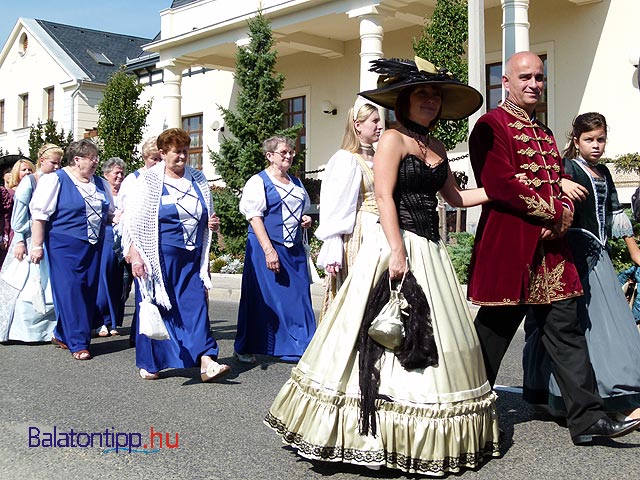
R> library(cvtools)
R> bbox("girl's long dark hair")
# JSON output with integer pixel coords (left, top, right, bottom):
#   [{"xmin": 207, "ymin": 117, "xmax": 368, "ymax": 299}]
[{"xmin": 563, "ymin": 112, "xmax": 607, "ymax": 159}]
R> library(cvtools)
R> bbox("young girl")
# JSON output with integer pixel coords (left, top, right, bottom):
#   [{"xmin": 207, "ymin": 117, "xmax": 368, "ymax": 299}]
[
  {"xmin": 523, "ymin": 112, "xmax": 640, "ymax": 420},
  {"xmin": 314, "ymin": 98, "xmax": 382, "ymax": 320}
]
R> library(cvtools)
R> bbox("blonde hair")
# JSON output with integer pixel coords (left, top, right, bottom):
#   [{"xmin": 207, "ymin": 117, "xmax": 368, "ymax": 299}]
[
  {"xmin": 37, "ymin": 143, "xmax": 64, "ymax": 169},
  {"xmin": 141, "ymin": 136, "xmax": 159, "ymax": 160},
  {"xmin": 8, "ymin": 159, "xmax": 36, "ymax": 188},
  {"xmin": 340, "ymin": 103, "xmax": 379, "ymax": 153}
]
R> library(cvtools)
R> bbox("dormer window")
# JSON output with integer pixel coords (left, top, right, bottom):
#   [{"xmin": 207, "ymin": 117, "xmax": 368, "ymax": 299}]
[
  {"xmin": 19, "ymin": 33, "xmax": 28, "ymax": 56},
  {"xmin": 87, "ymin": 49, "xmax": 114, "ymax": 66}
]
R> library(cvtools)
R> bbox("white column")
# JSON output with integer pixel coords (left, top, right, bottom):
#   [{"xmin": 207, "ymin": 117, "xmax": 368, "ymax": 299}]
[
  {"xmin": 162, "ymin": 63, "xmax": 183, "ymax": 129},
  {"xmin": 466, "ymin": 0, "xmax": 487, "ymax": 234},
  {"xmin": 501, "ymin": 0, "xmax": 530, "ymax": 66},
  {"xmin": 468, "ymin": 0, "xmax": 487, "ymax": 131},
  {"xmin": 357, "ymin": 14, "xmax": 384, "ymax": 92}
]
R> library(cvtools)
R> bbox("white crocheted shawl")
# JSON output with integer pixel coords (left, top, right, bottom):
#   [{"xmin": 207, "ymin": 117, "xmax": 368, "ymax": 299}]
[{"xmin": 122, "ymin": 161, "xmax": 213, "ymax": 309}]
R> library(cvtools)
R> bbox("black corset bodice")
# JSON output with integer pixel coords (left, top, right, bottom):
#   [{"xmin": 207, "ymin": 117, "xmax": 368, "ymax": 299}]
[{"xmin": 393, "ymin": 155, "xmax": 448, "ymax": 241}]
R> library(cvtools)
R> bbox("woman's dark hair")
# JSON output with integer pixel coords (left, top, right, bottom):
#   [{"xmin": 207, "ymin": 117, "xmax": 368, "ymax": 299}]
[
  {"xmin": 66, "ymin": 139, "xmax": 98, "ymax": 167},
  {"xmin": 563, "ymin": 112, "xmax": 608, "ymax": 159},
  {"xmin": 394, "ymin": 85, "xmax": 442, "ymax": 130}
]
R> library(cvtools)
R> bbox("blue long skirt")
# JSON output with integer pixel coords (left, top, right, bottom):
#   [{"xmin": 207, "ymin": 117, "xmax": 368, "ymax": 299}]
[
  {"xmin": 95, "ymin": 225, "xmax": 124, "ymax": 329},
  {"xmin": 48, "ymin": 232, "xmax": 102, "ymax": 353},
  {"xmin": 523, "ymin": 230, "xmax": 640, "ymax": 413},
  {"xmin": 0, "ymin": 237, "xmax": 56, "ymax": 342},
  {"xmin": 235, "ymin": 235, "xmax": 316, "ymax": 361},
  {"xmin": 135, "ymin": 244, "xmax": 219, "ymax": 372}
]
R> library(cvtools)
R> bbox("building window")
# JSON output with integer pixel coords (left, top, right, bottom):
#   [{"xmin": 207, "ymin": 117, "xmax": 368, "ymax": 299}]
[
  {"xmin": 0, "ymin": 100, "xmax": 5, "ymax": 133},
  {"xmin": 20, "ymin": 94, "xmax": 29, "ymax": 128},
  {"xmin": 135, "ymin": 68, "xmax": 163, "ymax": 86},
  {"xmin": 19, "ymin": 33, "xmax": 28, "ymax": 56},
  {"xmin": 46, "ymin": 87, "xmax": 54, "ymax": 120},
  {"xmin": 87, "ymin": 50, "xmax": 114, "ymax": 66},
  {"xmin": 182, "ymin": 114, "xmax": 203, "ymax": 170},
  {"xmin": 485, "ymin": 55, "xmax": 548, "ymax": 124},
  {"xmin": 281, "ymin": 95, "xmax": 306, "ymax": 172}
]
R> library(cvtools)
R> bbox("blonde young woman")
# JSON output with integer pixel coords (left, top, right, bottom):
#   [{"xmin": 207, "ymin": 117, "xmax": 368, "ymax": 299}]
[
  {"xmin": 0, "ymin": 159, "xmax": 35, "ymax": 263},
  {"xmin": 7, "ymin": 159, "xmax": 36, "ymax": 192},
  {"xmin": 0, "ymin": 145, "xmax": 62, "ymax": 342},
  {"xmin": 314, "ymin": 98, "xmax": 383, "ymax": 318}
]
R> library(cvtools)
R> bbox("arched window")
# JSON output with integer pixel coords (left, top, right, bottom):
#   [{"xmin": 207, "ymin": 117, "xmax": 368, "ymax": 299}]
[{"xmin": 19, "ymin": 33, "xmax": 28, "ymax": 56}]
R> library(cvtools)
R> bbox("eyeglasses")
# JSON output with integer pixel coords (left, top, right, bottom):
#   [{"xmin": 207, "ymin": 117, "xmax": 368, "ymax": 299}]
[
  {"xmin": 271, "ymin": 150, "xmax": 295, "ymax": 158},
  {"xmin": 78, "ymin": 155, "xmax": 99, "ymax": 163}
]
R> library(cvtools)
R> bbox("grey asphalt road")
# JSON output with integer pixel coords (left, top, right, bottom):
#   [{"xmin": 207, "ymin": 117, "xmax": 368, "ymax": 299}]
[{"xmin": 1, "ymin": 279, "xmax": 639, "ymax": 480}]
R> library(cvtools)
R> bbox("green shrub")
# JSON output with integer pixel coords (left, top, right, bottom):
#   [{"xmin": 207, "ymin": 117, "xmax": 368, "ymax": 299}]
[
  {"xmin": 210, "ymin": 254, "xmax": 244, "ymax": 274},
  {"xmin": 210, "ymin": 258, "xmax": 227, "ymax": 273},
  {"xmin": 446, "ymin": 232, "xmax": 475, "ymax": 284}
]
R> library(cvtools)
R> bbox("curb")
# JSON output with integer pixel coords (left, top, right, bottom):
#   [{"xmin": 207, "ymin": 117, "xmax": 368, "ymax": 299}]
[{"xmin": 209, "ymin": 273, "xmax": 325, "ymax": 307}]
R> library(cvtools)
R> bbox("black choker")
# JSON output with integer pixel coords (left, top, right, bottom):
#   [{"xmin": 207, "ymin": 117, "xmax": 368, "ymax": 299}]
[{"xmin": 404, "ymin": 118, "xmax": 431, "ymax": 136}]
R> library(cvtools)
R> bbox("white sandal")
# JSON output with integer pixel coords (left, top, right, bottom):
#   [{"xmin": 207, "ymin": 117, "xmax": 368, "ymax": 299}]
[
  {"xmin": 200, "ymin": 361, "xmax": 231, "ymax": 383},
  {"xmin": 139, "ymin": 368, "xmax": 159, "ymax": 380}
]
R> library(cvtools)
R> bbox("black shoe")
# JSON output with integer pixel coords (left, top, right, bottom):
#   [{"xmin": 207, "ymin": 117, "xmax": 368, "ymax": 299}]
[{"xmin": 572, "ymin": 417, "xmax": 640, "ymax": 445}]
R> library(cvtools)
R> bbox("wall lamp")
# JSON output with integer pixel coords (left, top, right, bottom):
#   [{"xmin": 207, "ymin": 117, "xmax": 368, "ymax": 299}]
[
  {"xmin": 630, "ymin": 47, "xmax": 640, "ymax": 89},
  {"xmin": 320, "ymin": 100, "xmax": 337, "ymax": 115},
  {"xmin": 211, "ymin": 120, "xmax": 225, "ymax": 132}
]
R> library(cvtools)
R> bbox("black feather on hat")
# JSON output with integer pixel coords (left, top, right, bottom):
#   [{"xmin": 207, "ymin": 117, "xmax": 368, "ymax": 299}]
[{"xmin": 358, "ymin": 56, "xmax": 483, "ymax": 120}]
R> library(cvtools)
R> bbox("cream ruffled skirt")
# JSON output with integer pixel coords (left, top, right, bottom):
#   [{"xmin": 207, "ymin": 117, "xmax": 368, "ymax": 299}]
[{"xmin": 265, "ymin": 229, "xmax": 501, "ymax": 476}]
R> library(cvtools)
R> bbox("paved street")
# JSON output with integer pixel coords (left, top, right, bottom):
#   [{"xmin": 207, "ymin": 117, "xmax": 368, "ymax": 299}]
[{"xmin": 1, "ymin": 274, "xmax": 639, "ymax": 479}]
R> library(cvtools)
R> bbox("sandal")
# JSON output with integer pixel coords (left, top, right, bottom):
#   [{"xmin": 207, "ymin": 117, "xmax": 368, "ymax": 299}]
[
  {"xmin": 96, "ymin": 325, "xmax": 109, "ymax": 337},
  {"xmin": 200, "ymin": 362, "xmax": 231, "ymax": 383},
  {"xmin": 139, "ymin": 368, "xmax": 159, "ymax": 380},
  {"xmin": 72, "ymin": 350, "xmax": 91, "ymax": 361},
  {"xmin": 51, "ymin": 337, "xmax": 68, "ymax": 350},
  {"xmin": 109, "ymin": 329, "xmax": 120, "ymax": 336}
]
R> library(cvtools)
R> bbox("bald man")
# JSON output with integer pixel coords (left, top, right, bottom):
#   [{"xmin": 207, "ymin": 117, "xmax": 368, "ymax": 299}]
[{"xmin": 467, "ymin": 51, "xmax": 640, "ymax": 444}]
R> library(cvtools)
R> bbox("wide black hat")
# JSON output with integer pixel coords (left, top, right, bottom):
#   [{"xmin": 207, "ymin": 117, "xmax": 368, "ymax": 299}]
[
  {"xmin": 0, "ymin": 154, "xmax": 31, "ymax": 174},
  {"xmin": 358, "ymin": 56, "xmax": 483, "ymax": 120}
]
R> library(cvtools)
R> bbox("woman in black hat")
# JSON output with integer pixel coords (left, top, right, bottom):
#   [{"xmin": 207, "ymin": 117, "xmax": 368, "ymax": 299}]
[{"xmin": 266, "ymin": 57, "xmax": 500, "ymax": 476}]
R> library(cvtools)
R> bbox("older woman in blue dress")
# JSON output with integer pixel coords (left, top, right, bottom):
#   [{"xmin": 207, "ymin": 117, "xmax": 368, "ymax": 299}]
[
  {"xmin": 95, "ymin": 157, "xmax": 126, "ymax": 337},
  {"xmin": 123, "ymin": 128, "xmax": 229, "ymax": 382},
  {"xmin": 30, "ymin": 139, "xmax": 113, "ymax": 360},
  {"xmin": 234, "ymin": 135, "xmax": 316, "ymax": 364},
  {"xmin": 0, "ymin": 144, "xmax": 62, "ymax": 342}
]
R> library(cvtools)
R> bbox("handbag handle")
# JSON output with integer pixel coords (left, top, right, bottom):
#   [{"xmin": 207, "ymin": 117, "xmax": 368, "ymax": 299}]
[
  {"xmin": 388, "ymin": 257, "xmax": 410, "ymax": 293},
  {"xmin": 137, "ymin": 277, "xmax": 154, "ymax": 302}
]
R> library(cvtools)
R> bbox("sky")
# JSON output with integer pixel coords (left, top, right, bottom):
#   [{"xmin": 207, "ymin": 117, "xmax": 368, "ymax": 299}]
[{"xmin": 0, "ymin": 0, "xmax": 166, "ymax": 47}]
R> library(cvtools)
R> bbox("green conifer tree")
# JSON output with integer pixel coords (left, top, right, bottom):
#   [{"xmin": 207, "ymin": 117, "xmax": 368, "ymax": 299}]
[
  {"xmin": 96, "ymin": 68, "xmax": 152, "ymax": 173},
  {"xmin": 28, "ymin": 119, "xmax": 73, "ymax": 161},
  {"xmin": 211, "ymin": 11, "xmax": 300, "ymax": 254},
  {"xmin": 413, "ymin": 0, "xmax": 469, "ymax": 150}
]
